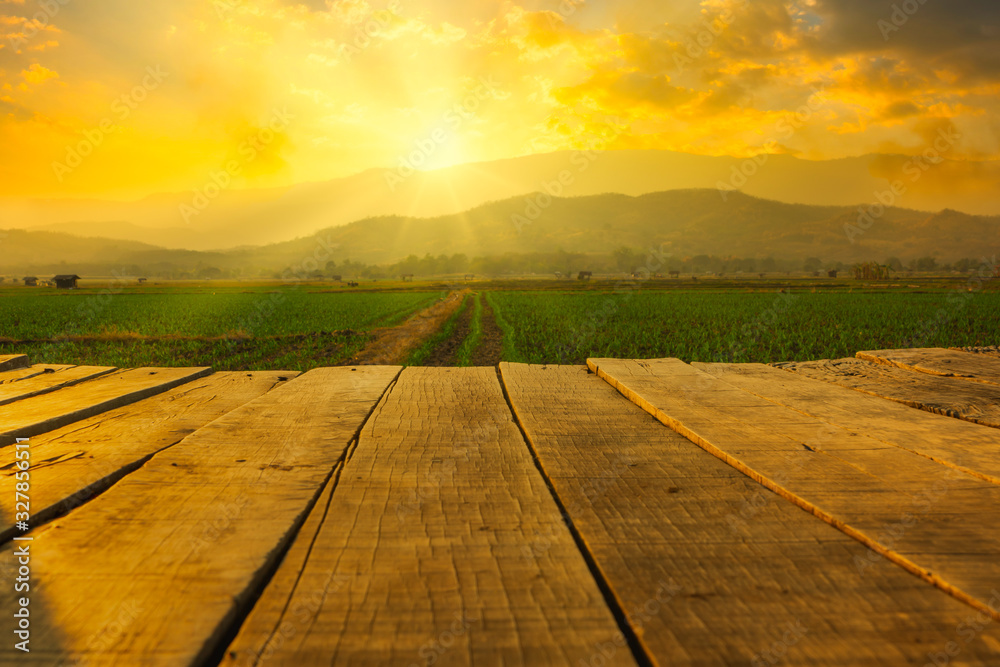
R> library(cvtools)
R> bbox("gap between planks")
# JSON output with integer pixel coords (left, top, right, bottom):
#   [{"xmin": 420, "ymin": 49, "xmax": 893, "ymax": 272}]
[{"xmin": 588, "ymin": 357, "xmax": 1000, "ymax": 626}]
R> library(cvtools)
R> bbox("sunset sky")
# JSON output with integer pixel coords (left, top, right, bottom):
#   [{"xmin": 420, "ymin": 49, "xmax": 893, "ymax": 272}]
[{"xmin": 1, "ymin": 0, "xmax": 997, "ymax": 200}]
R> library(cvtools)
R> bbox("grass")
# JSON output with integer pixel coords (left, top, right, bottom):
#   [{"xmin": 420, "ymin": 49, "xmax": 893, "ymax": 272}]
[
  {"xmin": 404, "ymin": 294, "xmax": 471, "ymax": 366},
  {"xmin": 454, "ymin": 293, "xmax": 484, "ymax": 367},
  {"xmin": 3, "ymin": 278, "xmax": 997, "ymax": 369},
  {"xmin": 487, "ymin": 289, "xmax": 1000, "ymax": 365},
  {"xmin": 0, "ymin": 287, "xmax": 441, "ymax": 370}
]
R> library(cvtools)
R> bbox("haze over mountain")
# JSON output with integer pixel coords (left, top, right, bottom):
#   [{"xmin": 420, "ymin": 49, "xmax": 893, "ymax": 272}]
[
  {"xmin": 4, "ymin": 190, "xmax": 997, "ymax": 277},
  {"xmin": 2, "ymin": 150, "xmax": 998, "ymax": 252}
]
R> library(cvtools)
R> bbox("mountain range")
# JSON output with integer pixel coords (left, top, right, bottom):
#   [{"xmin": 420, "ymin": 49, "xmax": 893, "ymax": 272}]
[
  {"xmin": 2, "ymin": 150, "xmax": 999, "ymax": 252},
  {"xmin": 3, "ymin": 190, "xmax": 997, "ymax": 276}
]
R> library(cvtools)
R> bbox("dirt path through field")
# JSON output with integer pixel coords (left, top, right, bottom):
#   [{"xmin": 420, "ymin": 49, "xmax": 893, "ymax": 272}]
[
  {"xmin": 423, "ymin": 294, "xmax": 474, "ymax": 366},
  {"xmin": 471, "ymin": 294, "xmax": 503, "ymax": 366},
  {"xmin": 347, "ymin": 290, "xmax": 469, "ymax": 365}
]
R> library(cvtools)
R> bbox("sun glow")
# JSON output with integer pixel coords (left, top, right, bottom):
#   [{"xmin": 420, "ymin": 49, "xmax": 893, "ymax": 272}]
[{"xmin": 0, "ymin": 0, "xmax": 996, "ymax": 201}]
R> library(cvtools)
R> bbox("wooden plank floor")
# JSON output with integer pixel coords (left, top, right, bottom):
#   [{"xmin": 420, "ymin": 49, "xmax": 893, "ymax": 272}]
[
  {"xmin": 225, "ymin": 367, "xmax": 631, "ymax": 666},
  {"xmin": 589, "ymin": 358, "xmax": 1000, "ymax": 618},
  {"xmin": 775, "ymin": 357, "xmax": 1000, "ymax": 429},
  {"xmin": 695, "ymin": 362, "xmax": 1000, "ymax": 483},
  {"xmin": 0, "ymin": 365, "xmax": 117, "ymax": 406},
  {"xmin": 2, "ymin": 350, "xmax": 999, "ymax": 665},
  {"xmin": 0, "ymin": 371, "xmax": 296, "ymax": 542},
  {"xmin": 0, "ymin": 365, "xmax": 76, "ymax": 385},
  {"xmin": 858, "ymin": 347, "xmax": 1000, "ymax": 386},
  {"xmin": 500, "ymin": 363, "xmax": 1000, "ymax": 666}
]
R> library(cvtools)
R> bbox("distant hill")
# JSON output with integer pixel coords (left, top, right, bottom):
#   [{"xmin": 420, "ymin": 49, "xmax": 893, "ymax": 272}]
[
  {"xmin": 1, "ymin": 150, "xmax": 998, "ymax": 251},
  {"xmin": 265, "ymin": 190, "xmax": 999, "ymax": 266},
  {"xmin": 2, "ymin": 190, "xmax": 997, "ymax": 276}
]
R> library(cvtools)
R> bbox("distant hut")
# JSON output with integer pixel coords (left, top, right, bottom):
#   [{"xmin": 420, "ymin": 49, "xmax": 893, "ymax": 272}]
[
  {"xmin": 53, "ymin": 274, "xmax": 81, "ymax": 289},
  {"xmin": 23, "ymin": 276, "xmax": 38, "ymax": 286},
  {"xmin": 401, "ymin": 274, "xmax": 414, "ymax": 282},
  {"xmin": 827, "ymin": 269, "xmax": 838, "ymax": 278},
  {"xmin": 577, "ymin": 271, "xmax": 593, "ymax": 280}
]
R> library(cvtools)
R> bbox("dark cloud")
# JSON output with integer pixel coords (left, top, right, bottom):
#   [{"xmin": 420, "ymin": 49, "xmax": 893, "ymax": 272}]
[
  {"xmin": 804, "ymin": 0, "xmax": 1000, "ymax": 81},
  {"xmin": 280, "ymin": 0, "xmax": 331, "ymax": 12},
  {"xmin": 881, "ymin": 100, "xmax": 921, "ymax": 119},
  {"xmin": 555, "ymin": 69, "xmax": 695, "ymax": 111}
]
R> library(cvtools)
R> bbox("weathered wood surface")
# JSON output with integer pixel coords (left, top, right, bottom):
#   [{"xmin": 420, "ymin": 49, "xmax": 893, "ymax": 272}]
[
  {"xmin": 0, "ymin": 371, "xmax": 296, "ymax": 543},
  {"xmin": 697, "ymin": 362, "xmax": 1000, "ymax": 483},
  {"xmin": 0, "ymin": 365, "xmax": 116, "ymax": 406},
  {"xmin": 859, "ymin": 347, "xmax": 1000, "ymax": 386},
  {"xmin": 0, "ymin": 366, "xmax": 400, "ymax": 666},
  {"xmin": 0, "ymin": 367, "xmax": 212, "ymax": 447},
  {"xmin": 775, "ymin": 357, "xmax": 1000, "ymax": 429},
  {"xmin": 588, "ymin": 357, "xmax": 1000, "ymax": 622},
  {"xmin": 501, "ymin": 363, "xmax": 1000, "ymax": 665},
  {"xmin": 0, "ymin": 354, "xmax": 29, "ymax": 372},
  {"xmin": 224, "ymin": 367, "xmax": 633, "ymax": 667},
  {"xmin": 0, "ymin": 364, "xmax": 75, "ymax": 385}
]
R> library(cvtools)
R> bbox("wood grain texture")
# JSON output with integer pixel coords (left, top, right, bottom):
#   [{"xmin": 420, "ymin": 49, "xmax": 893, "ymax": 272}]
[
  {"xmin": 501, "ymin": 363, "xmax": 1000, "ymax": 666},
  {"xmin": 775, "ymin": 357, "xmax": 1000, "ymax": 429},
  {"xmin": 588, "ymin": 357, "xmax": 1000, "ymax": 625},
  {"xmin": 858, "ymin": 347, "xmax": 1000, "ymax": 386},
  {"xmin": 0, "ymin": 366, "xmax": 400, "ymax": 666},
  {"xmin": 0, "ymin": 365, "xmax": 75, "ymax": 385},
  {"xmin": 0, "ymin": 365, "xmax": 116, "ymax": 406},
  {"xmin": 0, "ymin": 354, "xmax": 29, "ymax": 371},
  {"xmin": 223, "ymin": 367, "xmax": 635, "ymax": 667},
  {"xmin": 696, "ymin": 362, "xmax": 1000, "ymax": 483},
  {"xmin": 0, "ymin": 371, "xmax": 297, "ymax": 543},
  {"xmin": 0, "ymin": 367, "xmax": 212, "ymax": 447}
]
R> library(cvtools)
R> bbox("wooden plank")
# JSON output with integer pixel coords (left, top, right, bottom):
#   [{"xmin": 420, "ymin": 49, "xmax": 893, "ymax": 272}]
[
  {"xmin": 0, "ymin": 354, "xmax": 29, "ymax": 371},
  {"xmin": 775, "ymin": 357, "xmax": 1000, "ymax": 429},
  {"xmin": 0, "ymin": 371, "xmax": 297, "ymax": 543},
  {"xmin": 0, "ymin": 364, "xmax": 75, "ymax": 385},
  {"xmin": 223, "ymin": 367, "xmax": 636, "ymax": 667},
  {"xmin": 589, "ymin": 357, "xmax": 1000, "ymax": 622},
  {"xmin": 0, "ymin": 366, "xmax": 400, "ymax": 666},
  {"xmin": 0, "ymin": 367, "xmax": 213, "ymax": 447},
  {"xmin": 858, "ymin": 347, "xmax": 1000, "ymax": 386},
  {"xmin": 501, "ymin": 363, "xmax": 1000, "ymax": 665},
  {"xmin": 0, "ymin": 365, "xmax": 117, "ymax": 406},
  {"xmin": 696, "ymin": 362, "xmax": 1000, "ymax": 483}
]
